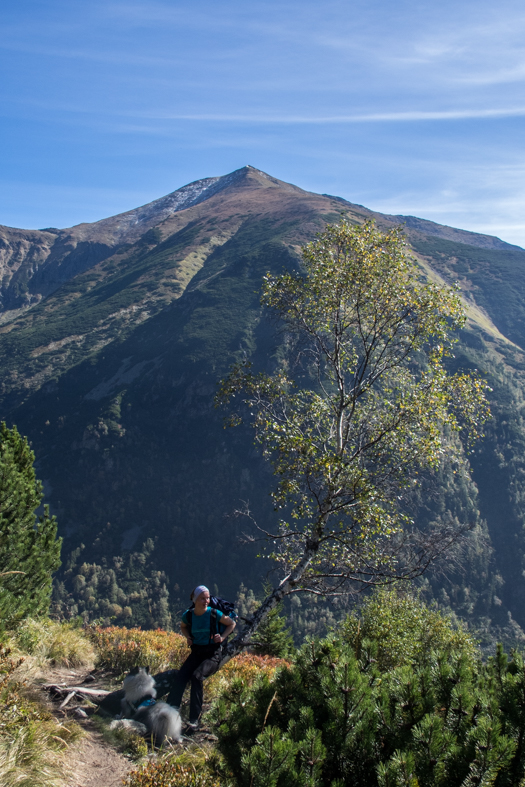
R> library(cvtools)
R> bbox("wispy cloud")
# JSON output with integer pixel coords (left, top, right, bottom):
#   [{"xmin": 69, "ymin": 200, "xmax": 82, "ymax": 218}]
[
  {"xmin": 10, "ymin": 95, "xmax": 525, "ymax": 127},
  {"xmin": 379, "ymin": 15, "xmax": 525, "ymax": 86},
  {"xmin": 368, "ymin": 160, "xmax": 525, "ymax": 247},
  {"xmin": 129, "ymin": 108, "xmax": 525, "ymax": 124}
]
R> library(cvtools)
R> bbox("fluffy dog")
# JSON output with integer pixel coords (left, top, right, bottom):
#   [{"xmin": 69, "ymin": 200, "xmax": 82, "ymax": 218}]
[{"xmin": 121, "ymin": 666, "xmax": 182, "ymax": 744}]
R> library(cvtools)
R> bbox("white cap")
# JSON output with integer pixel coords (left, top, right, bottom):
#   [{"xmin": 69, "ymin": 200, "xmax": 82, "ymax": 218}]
[{"xmin": 191, "ymin": 585, "xmax": 209, "ymax": 600}]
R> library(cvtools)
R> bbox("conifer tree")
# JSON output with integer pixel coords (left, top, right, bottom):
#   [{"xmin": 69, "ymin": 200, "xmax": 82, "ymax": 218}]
[
  {"xmin": 0, "ymin": 422, "xmax": 62, "ymax": 630},
  {"xmin": 251, "ymin": 598, "xmax": 294, "ymax": 658}
]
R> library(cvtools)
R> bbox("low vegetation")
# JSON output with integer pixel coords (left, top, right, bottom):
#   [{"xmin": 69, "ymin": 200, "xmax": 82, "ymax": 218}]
[
  {"xmin": 206, "ymin": 653, "xmax": 289, "ymax": 702},
  {"xmin": 87, "ymin": 625, "xmax": 189, "ymax": 675},
  {"xmin": 211, "ymin": 593, "xmax": 525, "ymax": 787},
  {"xmin": 115, "ymin": 592, "xmax": 525, "ymax": 786},
  {"xmin": 0, "ymin": 644, "xmax": 82, "ymax": 787}
]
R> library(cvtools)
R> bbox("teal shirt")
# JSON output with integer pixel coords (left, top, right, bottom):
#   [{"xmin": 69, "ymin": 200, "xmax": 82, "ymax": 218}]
[{"xmin": 182, "ymin": 606, "xmax": 224, "ymax": 646}]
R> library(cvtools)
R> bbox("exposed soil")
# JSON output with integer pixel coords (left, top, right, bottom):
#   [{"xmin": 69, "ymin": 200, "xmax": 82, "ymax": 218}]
[{"xmin": 65, "ymin": 730, "xmax": 133, "ymax": 787}]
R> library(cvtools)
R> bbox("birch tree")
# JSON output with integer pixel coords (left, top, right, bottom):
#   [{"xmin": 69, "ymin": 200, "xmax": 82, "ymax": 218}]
[{"xmin": 218, "ymin": 221, "xmax": 489, "ymax": 656}]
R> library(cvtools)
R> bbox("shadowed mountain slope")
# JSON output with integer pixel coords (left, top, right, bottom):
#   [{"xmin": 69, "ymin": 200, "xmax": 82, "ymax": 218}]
[{"xmin": 2, "ymin": 166, "xmax": 525, "ymax": 644}]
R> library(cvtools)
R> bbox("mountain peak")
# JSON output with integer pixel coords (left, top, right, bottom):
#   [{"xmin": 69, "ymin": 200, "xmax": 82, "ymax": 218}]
[{"xmin": 69, "ymin": 166, "xmax": 303, "ymax": 243}]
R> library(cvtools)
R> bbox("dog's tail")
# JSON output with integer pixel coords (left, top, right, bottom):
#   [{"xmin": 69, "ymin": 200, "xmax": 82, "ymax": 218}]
[{"xmin": 151, "ymin": 704, "xmax": 182, "ymax": 744}]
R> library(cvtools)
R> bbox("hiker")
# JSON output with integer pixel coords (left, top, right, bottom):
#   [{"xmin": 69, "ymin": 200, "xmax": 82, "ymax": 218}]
[{"xmin": 166, "ymin": 584, "xmax": 235, "ymax": 729}]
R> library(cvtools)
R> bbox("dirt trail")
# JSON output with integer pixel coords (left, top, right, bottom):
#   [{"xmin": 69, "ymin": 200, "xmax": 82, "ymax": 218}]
[
  {"xmin": 38, "ymin": 667, "xmax": 133, "ymax": 787},
  {"xmin": 64, "ymin": 729, "xmax": 132, "ymax": 787}
]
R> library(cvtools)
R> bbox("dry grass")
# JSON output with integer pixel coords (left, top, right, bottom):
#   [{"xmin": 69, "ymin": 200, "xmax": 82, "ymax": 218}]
[
  {"xmin": 0, "ymin": 644, "xmax": 82, "ymax": 787},
  {"xmin": 5, "ymin": 618, "xmax": 95, "ymax": 678},
  {"xmin": 0, "ymin": 716, "xmax": 80, "ymax": 787}
]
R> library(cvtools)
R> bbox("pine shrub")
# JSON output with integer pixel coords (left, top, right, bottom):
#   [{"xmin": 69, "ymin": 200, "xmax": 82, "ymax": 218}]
[
  {"xmin": 251, "ymin": 601, "xmax": 295, "ymax": 659},
  {"xmin": 210, "ymin": 595, "xmax": 525, "ymax": 786},
  {"xmin": 0, "ymin": 423, "xmax": 62, "ymax": 631}
]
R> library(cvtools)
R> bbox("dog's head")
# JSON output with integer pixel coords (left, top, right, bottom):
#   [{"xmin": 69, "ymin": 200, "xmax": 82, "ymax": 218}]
[
  {"xmin": 122, "ymin": 665, "xmax": 156, "ymax": 702},
  {"xmin": 128, "ymin": 665, "xmax": 150, "ymax": 677}
]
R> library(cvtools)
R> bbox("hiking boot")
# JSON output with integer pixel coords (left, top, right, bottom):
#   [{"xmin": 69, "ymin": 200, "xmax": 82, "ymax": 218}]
[{"xmin": 186, "ymin": 719, "xmax": 200, "ymax": 733}]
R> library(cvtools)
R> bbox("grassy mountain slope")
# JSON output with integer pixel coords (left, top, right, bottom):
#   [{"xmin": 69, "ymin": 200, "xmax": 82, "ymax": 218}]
[{"xmin": 1, "ymin": 166, "xmax": 525, "ymax": 643}]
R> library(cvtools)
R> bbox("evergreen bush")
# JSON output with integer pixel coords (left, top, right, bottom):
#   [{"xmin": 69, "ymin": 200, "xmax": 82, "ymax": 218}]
[
  {"xmin": 210, "ymin": 595, "xmax": 525, "ymax": 786},
  {"xmin": 251, "ymin": 592, "xmax": 295, "ymax": 658}
]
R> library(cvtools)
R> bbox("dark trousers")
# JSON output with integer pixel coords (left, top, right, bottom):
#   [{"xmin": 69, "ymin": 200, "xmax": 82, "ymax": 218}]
[{"xmin": 166, "ymin": 644, "xmax": 218, "ymax": 721}]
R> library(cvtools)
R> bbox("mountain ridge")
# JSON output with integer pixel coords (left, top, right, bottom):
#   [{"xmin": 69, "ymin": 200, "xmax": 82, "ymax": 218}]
[
  {"xmin": 1, "ymin": 166, "xmax": 522, "ymax": 323},
  {"xmin": 2, "ymin": 166, "xmax": 525, "ymax": 644}
]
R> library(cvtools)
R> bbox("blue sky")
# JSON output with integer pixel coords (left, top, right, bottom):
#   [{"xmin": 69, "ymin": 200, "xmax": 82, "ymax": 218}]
[{"xmin": 2, "ymin": 0, "xmax": 525, "ymax": 245}]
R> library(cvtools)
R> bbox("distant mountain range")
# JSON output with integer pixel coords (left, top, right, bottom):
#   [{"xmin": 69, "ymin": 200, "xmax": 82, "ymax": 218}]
[{"xmin": 2, "ymin": 166, "xmax": 525, "ymax": 644}]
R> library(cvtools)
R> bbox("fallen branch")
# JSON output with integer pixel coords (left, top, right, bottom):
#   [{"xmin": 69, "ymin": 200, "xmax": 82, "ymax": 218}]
[
  {"xmin": 64, "ymin": 686, "xmax": 110, "ymax": 696},
  {"xmin": 43, "ymin": 684, "xmax": 109, "ymax": 697},
  {"xmin": 59, "ymin": 691, "xmax": 76, "ymax": 709}
]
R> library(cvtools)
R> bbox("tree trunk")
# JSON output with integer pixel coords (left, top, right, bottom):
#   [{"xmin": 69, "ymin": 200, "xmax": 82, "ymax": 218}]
[{"xmin": 220, "ymin": 540, "xmax": 318, "ymax": 666}]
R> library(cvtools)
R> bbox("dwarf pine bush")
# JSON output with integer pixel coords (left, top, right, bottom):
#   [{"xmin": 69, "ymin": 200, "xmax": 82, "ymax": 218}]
[{"xmin": 210, "ymin": 595, "xmax": 525, "ymax": 787}]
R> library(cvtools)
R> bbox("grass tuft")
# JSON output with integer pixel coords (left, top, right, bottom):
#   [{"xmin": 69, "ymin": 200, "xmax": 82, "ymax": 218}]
[
  {"xmin": 90, "ymin": 714, "xmax": 148, "ymax": 760},
  {"xmin": 124, "ymin": 751, "xmax": 222, "ymax": 787},
  {"xmin": 7, "ymin": 618, "xmax": 96, "ymax": 670}
]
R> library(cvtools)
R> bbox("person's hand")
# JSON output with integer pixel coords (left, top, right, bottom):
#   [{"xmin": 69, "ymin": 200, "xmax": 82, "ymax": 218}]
[
  {"xmin": 186, "ymin": 637, "xmax": 193, "ymax": 647},
  {"xmin": 213, "ymin": 633, "xmax": 222, "ymax": 644}
]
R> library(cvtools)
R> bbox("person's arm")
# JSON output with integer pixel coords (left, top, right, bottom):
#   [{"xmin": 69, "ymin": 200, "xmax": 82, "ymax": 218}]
[
  {"xmin": 213, "ymin": 614, "xmax": 235, "ymax": 644},
  {"xmin": 181, "ymin": 621, "xmax": 192, "ymax": 647}
]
